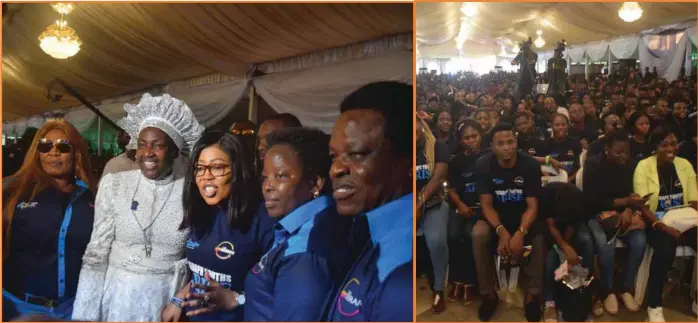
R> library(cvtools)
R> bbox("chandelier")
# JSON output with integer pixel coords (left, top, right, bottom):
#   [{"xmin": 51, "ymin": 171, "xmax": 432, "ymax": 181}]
[
  {"xmin": 534, "ymin": 36, "xmax": 546, "ymax": 48},
  {"xmin": 460, "ymin": 3, "xmax": 477, "ymax": 18},
  {"xmin": 618, "ymin": 2, "xmax": 643, "ymax": 23},
  {"xmin": 39, "ymin": 3, "xmax": 82, "ymax": 59}
]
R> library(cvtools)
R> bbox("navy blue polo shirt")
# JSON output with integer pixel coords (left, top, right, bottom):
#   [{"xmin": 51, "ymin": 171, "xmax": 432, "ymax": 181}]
[
  {"xmin": 3, "ymin": 180, "xmax": 95, "ymax": 301},
  {"xmin": 244, "ymin": 196, "xmax": 353, "ymax": 321},
  {"xmin": 324, "ymin": 193, "xmax": 413, "ymax": 322},
  {"xmin": 185, "ymin": 204, "xmax": 276, "ymax": 322}
]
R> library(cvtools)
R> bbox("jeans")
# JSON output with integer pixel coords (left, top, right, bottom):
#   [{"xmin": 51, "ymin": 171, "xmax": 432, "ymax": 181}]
[
  {"xmin": 543, "ymin": 222, "xmax": 595, "ymax": 302},
  {"xmin": 447, "ymin": 208, "xmax": 477, "ymax": 285},
  {"xmin": 472, "ymin": 220, "xmax": 546, "ymax": 296},
  {"xmin": 587, "ymin": 218, "xmax": 647, "ymax": 297},
  {"xmin": 646, "ymin": 227, "xmax": 697, "ymax": 308},
  {"xmin": 423, "ymin": 202, "xmax": 449, "ymax": 292}
]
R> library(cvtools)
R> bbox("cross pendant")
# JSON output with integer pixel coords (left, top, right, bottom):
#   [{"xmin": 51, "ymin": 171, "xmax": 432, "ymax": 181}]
[{"xmin": 145, "ymin": 244, "xmax": 152, "ymax": 258}]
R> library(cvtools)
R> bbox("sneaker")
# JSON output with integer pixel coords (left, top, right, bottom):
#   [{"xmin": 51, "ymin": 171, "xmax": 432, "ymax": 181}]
[
  {"xmin": 647, "ymin": 307, "xmax": 666, "ymax": 322},
  {"xmin": 478, "ymin": 296, "xmax": 499, "ymax": 321},
  {"xmin": 543, "ymin": 305, "xmax": 558, "ymax": 322},
  {"xmin": 447, "ymin": 283, "xmax": 464, "ymax": 303},
  {"xmin": 603, "ymin": 294, "xmax": 618, "ymax": 315},
  {"xmin": 592, "ymin": 300, "xmax": 604, "ymax": 316},
  {"xmin": 525, "ymin": 299, "xmax": 542, "ymax": 322},
  {"xmin": 431, "ymin": 291, "xmax": 446, "ymax": 314},
  {"xmin": 620, "ymin": 292, "xmax": 639, "ymax": 312}
]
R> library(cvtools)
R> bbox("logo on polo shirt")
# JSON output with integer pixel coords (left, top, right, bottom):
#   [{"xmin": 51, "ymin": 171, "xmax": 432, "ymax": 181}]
[
  {"xmin": 337, "ymin": 278, "xmax": 363, "ymax": 317},
  {"xmin": 186, "ymin": 239, "xmax": 200, "ymax": 250},
  {"xmin": 492, "ymin": 178, "xmax": 505, "ymax": 185},
  {"xmin": 514, "ymin": 176, "xmax": 524, "ymax": 186},
  {"xmin": 215, "ymin": 241, "xmax": 235, "ymax": 260},
  {"xmin": 16, "ymin": 202, "xmax": 38, "ymax": 210}
]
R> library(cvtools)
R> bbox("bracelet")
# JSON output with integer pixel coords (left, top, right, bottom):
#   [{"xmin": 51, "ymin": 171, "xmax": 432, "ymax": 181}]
[
  {"xmin": 495, "ymin": 224, "xmax": 504, "ymax": 235},
  {"xmin": 170, "ymin": 296, "xmax": 184, "ymax": 308},
  {"xmin": 545, "ymin": 155, "xmax": 551, "ymax": 165}
]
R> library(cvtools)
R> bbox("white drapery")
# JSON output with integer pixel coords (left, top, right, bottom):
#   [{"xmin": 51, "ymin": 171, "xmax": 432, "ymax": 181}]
[
  {"xmin": 253, "ymin": 51, "xmax": 412, "ymax": 133},
  {"xmin": 639, "ymin": 32, "xmax": 689, "ymax": 82},
  {"xmin": 65, "ymin": 109, "xmax": 98, "ymax": 133},
  {"xmin": 609, "ymin": 35, "xmax": 640, "ymax": 59},
  {"xmin": 585, "ymin": 40, "xmax": 610, "ymax": 62},
  {"xmin": 567, "ymin": 46, "xmax": 587, "ymax": 64}
]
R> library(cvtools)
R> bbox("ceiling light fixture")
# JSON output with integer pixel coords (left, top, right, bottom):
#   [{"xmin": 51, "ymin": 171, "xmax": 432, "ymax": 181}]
[
  {"xmin": 461, "ymin": 3, "xmax": 477, "ymax": 17},
  {"xmin": 618, "ymin": 2, "xmax": 643, "ymax": 23},
  {"xmin": 39, "ymin": 3, "xmax": 82, "ymax": 59}
]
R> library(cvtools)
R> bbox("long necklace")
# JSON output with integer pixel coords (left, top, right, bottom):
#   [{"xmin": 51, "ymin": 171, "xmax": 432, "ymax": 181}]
[{"xmin": 129, "ymin": 176, "xmax": 175, "ymax": 258}]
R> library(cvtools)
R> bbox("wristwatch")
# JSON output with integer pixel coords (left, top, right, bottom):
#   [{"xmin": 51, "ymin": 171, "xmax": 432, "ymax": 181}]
[{"xmin": 237, "ymin": 293, "xmax": 246, "ymax": 306}]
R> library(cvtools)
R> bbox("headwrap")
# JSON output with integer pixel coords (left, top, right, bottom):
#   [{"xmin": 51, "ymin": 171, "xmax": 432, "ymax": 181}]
[{"xmin": 118, "ymin": 93, "xmax": 204, "ymax": 155}]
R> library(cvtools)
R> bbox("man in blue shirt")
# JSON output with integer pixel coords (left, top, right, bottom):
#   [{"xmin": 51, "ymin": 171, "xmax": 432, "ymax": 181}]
[{"xmin": 324, "ymin": 81, "xmax": 414, "ymax": 322}]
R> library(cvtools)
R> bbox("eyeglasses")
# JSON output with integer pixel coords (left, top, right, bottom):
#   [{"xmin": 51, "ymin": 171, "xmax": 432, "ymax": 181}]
[
  {"xmin": 194, "ymin": 164, "xmax": 232, "ymax": 177},
  {"xmin": 230, "ymin": 129, "xmax": 255, "ymax": 136},
  {"xmin": 37, "ymin": 139, "xmax": 72, "ymax": 154}
]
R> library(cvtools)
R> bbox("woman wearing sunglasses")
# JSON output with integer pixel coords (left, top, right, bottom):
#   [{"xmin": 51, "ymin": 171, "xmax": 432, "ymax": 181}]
[
  {"xmin": 243, "ymin": 128, "xmax": 352, "ymax": 321},
  {"xmin": 2, "ymin": 120, "xmax": 97, "ymax": 321},
  {"xmin": 160, "ymin": 130, "xmax": 275, "ymax": 322}
]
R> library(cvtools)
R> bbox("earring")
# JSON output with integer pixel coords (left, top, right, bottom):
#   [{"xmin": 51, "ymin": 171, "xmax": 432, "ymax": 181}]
[{"xmin": 313, "ymin": 191, "xmax": 320, "ymax": 199}]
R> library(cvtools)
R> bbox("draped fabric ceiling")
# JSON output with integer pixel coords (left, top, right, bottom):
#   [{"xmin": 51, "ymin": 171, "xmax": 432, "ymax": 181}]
[
  {"xmin": 416, "ymin": 2, "xmax": 697, "ymax": 59},
  {"xmin": 2, "ymin": 3, "xmax": 412, "ymax": 121}
]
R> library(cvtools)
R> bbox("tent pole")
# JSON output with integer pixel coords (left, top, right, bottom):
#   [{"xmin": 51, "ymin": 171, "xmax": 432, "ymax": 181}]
[
  {"xmin": 248, "ymin": 86, "xmax": 257, "ymax": 124},
  {"xmin": 48, "ymin": 78, "xmax": 123, "ymax": 131},
  {"xmin": 585, "ymin": 55, "xmax": 590, "ymax": 81},
  {"xmin": 608, "ymin": 48, "xmax": 612, "ymax": 75}
]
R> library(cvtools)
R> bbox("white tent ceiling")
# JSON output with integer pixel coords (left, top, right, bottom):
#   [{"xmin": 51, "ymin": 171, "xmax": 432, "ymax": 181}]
[
  {"xmin": 417, "ymin": 2, "xmax": 697, "ymax": 59},
  {"xmin": 2, "ymin": 3, "xmax": 412, "ymax": 121}
]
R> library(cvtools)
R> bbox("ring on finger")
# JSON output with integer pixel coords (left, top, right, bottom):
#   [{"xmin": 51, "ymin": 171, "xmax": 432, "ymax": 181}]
[{"xmin": 204, "ymin": 294, "xmax": 211, "ymax": 302}]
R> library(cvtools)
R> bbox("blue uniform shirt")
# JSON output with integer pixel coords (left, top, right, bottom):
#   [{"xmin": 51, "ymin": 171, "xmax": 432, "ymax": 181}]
[
  {"xmin": 324, "ymin": 193, "xmax": 413, "ymax": 322},
  {"xmin": 244, "ymin": 196, "xmax": 353, "ymax": 321},
  {"xmin": 2, "ymin": 180, "xmax": 94, "ymax": 320},
  {"xmin": 185, "ymin": 205, "xmax": 276, "ymax": 322}
]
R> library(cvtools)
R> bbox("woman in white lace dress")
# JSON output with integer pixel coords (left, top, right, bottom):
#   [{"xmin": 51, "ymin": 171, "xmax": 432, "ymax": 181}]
[{"xmin": 72, "ymin": 94, "xmax": 204, "ymax": 321}]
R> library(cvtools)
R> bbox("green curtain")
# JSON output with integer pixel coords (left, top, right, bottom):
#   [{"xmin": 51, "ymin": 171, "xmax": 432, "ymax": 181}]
[{"xmin": 80, "ymin": 119, "xmax": 122, "ymax": 155}]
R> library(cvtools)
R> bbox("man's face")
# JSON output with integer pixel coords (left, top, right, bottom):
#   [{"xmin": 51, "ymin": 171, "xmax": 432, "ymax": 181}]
[
  {"xmin": 491, "ymin": 130, "xmax": 517, "ymax": 161},
  {"xmin": 329, "ymin": 110, "xmax": 408, "ymax": 216},
  {"xmin": 657, "ymin": 100, "xmax": 670, "ymax": 116},
  {"xmin": 257, "ymin": 120, "xmax": 286, "ymax": 162},
  {"xmin": 117, "ymin": 131, "xmax": 131, "ymax": 150},
  {"xmin": 673, "ymin": 102, "xmax": 688, "ymax": 119},
  {"xmin": 514, "ymin": 116, "xmax": 532, "ymax": 134}
]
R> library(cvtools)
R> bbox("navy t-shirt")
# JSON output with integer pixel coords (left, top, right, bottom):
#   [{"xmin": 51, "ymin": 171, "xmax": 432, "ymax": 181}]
[
  {"xmin": 448, "ymin": 153, "xmax": 482, "ymax": 221},
  {"xmin": 475, "ymin": 152, "xmax": 542, "ymax": 234},
  {"xmin": 541, "ymin": 137, "xmax": 582, "ymax": 175},
  {"xmin": 656, "ymin": 164, "xmax": 684, "ymax": 219},
  {"xmin": 185, "ymin": 205, "xmax": 276, "ymax": 322},
  {"xmin": 244, "ymin": 196, "xmax": 353, "ymax": 321}
]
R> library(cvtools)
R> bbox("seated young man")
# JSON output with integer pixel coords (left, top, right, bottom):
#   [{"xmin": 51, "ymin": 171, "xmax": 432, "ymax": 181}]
[
  {"xmin": 540, "ymin": 182, "xmax": 594, "ymax": 322},
  {"xmin": 472, "ymin": 123, "xmax": 545, "ymax": 322}
]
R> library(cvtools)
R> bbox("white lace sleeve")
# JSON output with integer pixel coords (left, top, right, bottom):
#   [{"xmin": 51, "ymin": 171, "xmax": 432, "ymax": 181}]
[{"xmin": 72, "ymin": 173, "xmax": 117, "ymax": 321}]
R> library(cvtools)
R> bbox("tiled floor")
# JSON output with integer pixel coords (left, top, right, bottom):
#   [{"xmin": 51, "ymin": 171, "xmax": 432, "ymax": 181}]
[{"xmin": 416, "ymin": 277, "xmax": 697, "ymax": 322}]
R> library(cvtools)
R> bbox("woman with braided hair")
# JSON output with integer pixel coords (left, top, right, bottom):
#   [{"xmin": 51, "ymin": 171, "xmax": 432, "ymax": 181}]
[{"xmin": 416, "ymin": 115, "xmax": 449, "ymax": 314}]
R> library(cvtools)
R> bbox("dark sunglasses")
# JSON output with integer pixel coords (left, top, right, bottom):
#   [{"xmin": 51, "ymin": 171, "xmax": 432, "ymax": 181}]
[{"xmin": 37, "ymin": 139, "xmax": 73, "ymax": 154}]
